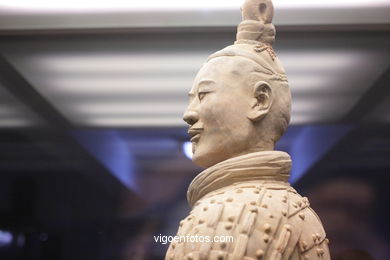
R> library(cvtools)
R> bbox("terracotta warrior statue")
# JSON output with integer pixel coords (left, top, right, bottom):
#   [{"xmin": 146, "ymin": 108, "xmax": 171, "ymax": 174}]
[{"xmin": 165, "ymin": 0, "xmax": 330, "ymax": 259}]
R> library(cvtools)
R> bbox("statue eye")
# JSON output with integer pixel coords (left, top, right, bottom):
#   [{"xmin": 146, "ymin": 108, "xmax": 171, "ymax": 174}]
[{"xmin": 198, "ymin": 92, "xmax": 208, "ymax": 101}]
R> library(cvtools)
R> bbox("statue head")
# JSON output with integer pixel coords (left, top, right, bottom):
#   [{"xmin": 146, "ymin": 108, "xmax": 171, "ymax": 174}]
[{"xmin": 183, "ymin": 0, "xmax": 291, "ymax": 168}]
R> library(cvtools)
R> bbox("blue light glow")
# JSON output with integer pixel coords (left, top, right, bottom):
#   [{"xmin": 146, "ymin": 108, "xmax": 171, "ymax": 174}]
[
  {"xmin": 289, "ymin": 125, "xmax": 352, "ymax": 183},
  {"xmin": 0, "ymin": 230, "xmax": 13, "ymax": 246},
  {"xmin": 72, "ymin": 130, "xmax": 137, "ymax": 191},
  {"xmin": 183, "ymin": 141, "xmax": 193, "ymax": 159}
]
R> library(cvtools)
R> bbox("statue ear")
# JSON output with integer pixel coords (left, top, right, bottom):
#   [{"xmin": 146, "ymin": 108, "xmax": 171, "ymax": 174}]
[{"xmin": 247, "ymin": 81, "xmax": 273, "ymax": 122}]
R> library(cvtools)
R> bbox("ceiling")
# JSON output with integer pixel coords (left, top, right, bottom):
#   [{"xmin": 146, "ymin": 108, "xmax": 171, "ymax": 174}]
[
  {"xmin": 1, "ymin": 0, "xmax": 389, "ymax": 29},
  {"xmin": 0, "ymin": 2, "xmax": 389, "ymax": 128},
  {"xmin": 0, "ymin": 32, "xmax": 388, "ymax": 128},
  {"xmin": 0, "ymin": 84, "xmax": 43, "ymax": 127}
]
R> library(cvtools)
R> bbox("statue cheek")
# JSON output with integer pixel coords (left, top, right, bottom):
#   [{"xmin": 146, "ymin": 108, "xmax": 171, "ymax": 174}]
[
  {"xmin": 199, "ymin": 100, "xmax": 216, "ymax": 118},
  {"xmin": 202, "ymin": 104, "xmax": 226, "ymax": 124}
]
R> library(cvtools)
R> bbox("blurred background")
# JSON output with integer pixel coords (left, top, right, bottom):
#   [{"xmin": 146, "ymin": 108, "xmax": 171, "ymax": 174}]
[{"xmin": 0, "ymin": 1, "xmax": 389, "ymax": 259}]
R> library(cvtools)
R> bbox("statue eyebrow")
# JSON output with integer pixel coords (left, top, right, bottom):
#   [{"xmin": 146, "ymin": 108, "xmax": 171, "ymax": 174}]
[
  {"xmin": 198, "ymin": 79, "xmax": 216, "ymax": 87},
  {"xmin": 187, "ymin": 79, "xmax": 216, "ymax": 97}
]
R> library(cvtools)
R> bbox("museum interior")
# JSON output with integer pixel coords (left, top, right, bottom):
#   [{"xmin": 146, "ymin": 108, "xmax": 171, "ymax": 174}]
[{"xmin": 0, "ymin": 1, "xmax": 389, "ymax": 259}]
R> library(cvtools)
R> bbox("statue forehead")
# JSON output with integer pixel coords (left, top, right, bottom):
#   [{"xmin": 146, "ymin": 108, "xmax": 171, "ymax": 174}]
[
  {"xmin": 190, "ymin": 56, "xmax": 258, "ymax": 97},
  {"xmin": 195, "ymin": 56, "xmax": 258, "ymax": 80}
]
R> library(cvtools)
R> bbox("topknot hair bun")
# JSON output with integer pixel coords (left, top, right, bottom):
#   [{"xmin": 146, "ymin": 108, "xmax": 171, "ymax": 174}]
[{"xmin": 235, "ymin": 0, "xmax": 276, "ymax": 45}]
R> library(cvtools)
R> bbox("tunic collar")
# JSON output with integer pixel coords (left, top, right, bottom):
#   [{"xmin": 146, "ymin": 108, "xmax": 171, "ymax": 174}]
[{"xmin": 187, "ymin": 151, "xmax": 291, "ymax": 207}]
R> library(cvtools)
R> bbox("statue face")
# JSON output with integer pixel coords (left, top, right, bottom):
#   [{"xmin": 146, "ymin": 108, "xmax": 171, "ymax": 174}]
[{"xmin": 183, "ymin": 56, "xmax": 258, "ymax": 168}]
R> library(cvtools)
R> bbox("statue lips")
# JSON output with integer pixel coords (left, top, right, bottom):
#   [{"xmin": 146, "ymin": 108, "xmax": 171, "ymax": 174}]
[{"xmin": 188, "ymin": 128, "xmax": 203, "ymax": 143}]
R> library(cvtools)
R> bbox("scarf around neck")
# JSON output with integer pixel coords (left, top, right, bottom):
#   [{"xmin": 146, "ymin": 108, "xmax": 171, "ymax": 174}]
[{"xmin": 187, "ymin": 151, "xmax": 291, "ymax": 207}]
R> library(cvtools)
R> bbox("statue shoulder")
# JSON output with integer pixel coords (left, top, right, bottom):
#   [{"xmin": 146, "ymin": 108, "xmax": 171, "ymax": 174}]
[{"xmin": 279, "ymin": 190, "xmax": 330, "ymax": 259}]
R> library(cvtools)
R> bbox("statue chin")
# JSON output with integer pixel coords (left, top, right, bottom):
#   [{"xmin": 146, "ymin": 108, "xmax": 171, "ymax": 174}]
[
  {"xmin": 192, "ymin": 145, "xmax": 227, "ymax": 168},
  {"xmin": 192, "ymin": 150, "xmax": 215, "ymax": 168}
]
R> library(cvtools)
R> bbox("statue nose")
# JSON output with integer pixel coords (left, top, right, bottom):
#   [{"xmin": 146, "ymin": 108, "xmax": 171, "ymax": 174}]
[{"xmin": 183, "ymin": 110, "xmax": 199, "ymax": 126}]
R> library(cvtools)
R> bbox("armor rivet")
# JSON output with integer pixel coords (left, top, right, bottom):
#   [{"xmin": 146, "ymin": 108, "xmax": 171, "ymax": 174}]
[
  {"xmin": 225, "ymin": 223, "xmax": 233, "ymax": 230},
  {"xmin": 285, "ymin": 224, "xmax": 292, "ymax": 232},
  {"xmin": 317, "ymin": 248, "xmax": 324, "ymax": 256},
  {"xmin": 301, "ymin": 240, "xmax": 307, "ymax": 250},
  {"xmin": 256, "ymin": 249, "xmax": 264, "ymax": 259},
  {"xmin": 264, "ymin": 223, "xmax": 271, "ymax": 233}
]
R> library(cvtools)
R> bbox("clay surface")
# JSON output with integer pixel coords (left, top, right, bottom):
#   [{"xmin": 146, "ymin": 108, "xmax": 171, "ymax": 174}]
[{"xmin": 165, "ymin": 0, "xmax": 330, "ymax": 259}]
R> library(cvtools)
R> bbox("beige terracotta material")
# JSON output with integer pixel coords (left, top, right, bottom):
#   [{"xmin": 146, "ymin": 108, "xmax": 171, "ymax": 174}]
[{"xmin": 165, "ymin": 0, "xmax": 330, "ymax": 259}]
